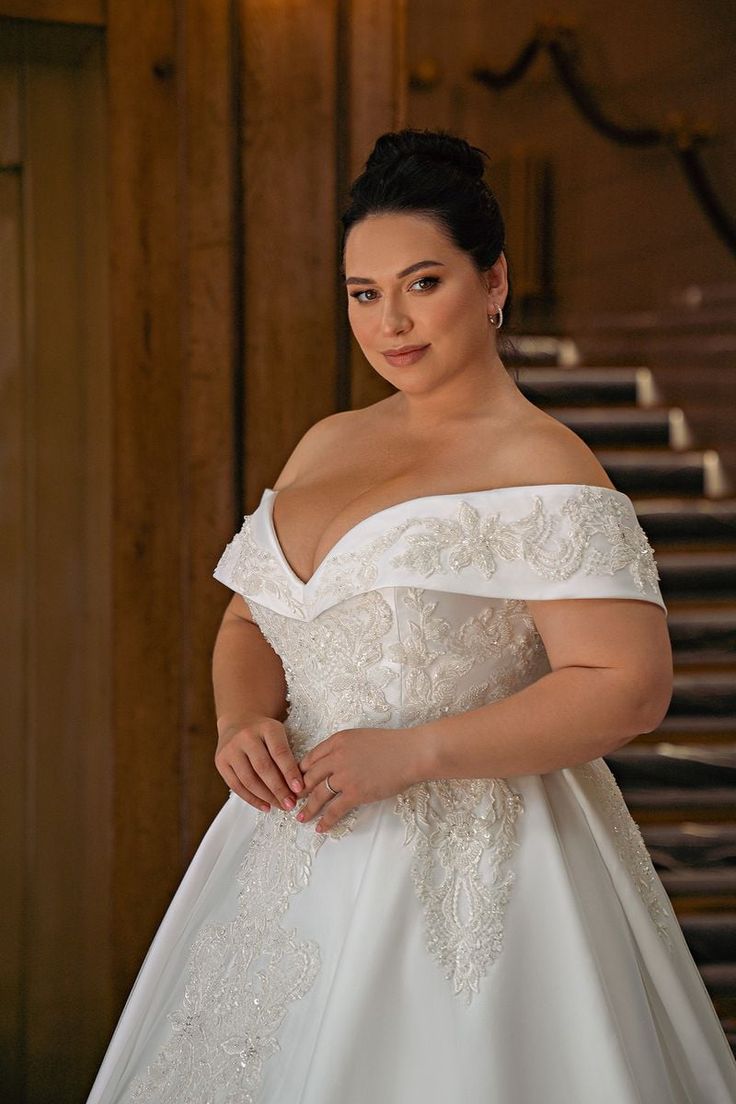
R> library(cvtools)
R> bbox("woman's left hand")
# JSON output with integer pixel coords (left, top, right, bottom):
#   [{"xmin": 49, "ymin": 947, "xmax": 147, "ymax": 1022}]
[{"xmin": 295, "ymin": 727, "xmax": 427, "ymax": 833}]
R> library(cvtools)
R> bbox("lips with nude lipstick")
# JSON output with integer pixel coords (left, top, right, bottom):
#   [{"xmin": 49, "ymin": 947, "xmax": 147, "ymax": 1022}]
[{"xmin": 382, "ymin": 344, "xmax": 430, "ymax": 366}]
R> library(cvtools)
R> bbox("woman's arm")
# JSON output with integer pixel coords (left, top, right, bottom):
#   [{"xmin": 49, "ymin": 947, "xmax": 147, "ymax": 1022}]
[
  {"xmin": 212, "ymin": 594, "xmax": 305, "ymax": 810},
  {"xmin": 413, "ymin": 597, "xmax": 673, "ymax": 782},
  {"xmin": 212, "ymin": 593, "xmax": 289, "ymax": 735}
]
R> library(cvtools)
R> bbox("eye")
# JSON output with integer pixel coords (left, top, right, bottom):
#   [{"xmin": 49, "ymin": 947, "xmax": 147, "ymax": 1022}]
[{"xmin": 349, "ymin": 274, "xmax": 440, "ymax": 304}]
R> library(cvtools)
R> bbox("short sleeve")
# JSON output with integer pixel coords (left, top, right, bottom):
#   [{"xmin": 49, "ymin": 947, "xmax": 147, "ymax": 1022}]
[{"xmin": 384, "ymin": 484, "xmax": 667, "ymax": 615}]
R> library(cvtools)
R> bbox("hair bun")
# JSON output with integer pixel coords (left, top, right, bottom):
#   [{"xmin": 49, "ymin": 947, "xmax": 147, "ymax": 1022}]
[{"xmin": 365, "ymin": 128, "xmax": 488, "ymax": 182}]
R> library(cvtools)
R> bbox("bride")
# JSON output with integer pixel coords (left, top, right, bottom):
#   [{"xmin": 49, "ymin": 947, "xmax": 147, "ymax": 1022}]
[{"xmin": 86, "ymin": 128, "xmax": 736, "ymax": 1103}]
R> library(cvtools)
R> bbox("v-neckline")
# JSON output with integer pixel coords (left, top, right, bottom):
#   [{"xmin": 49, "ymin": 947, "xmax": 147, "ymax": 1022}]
[{"xmin": 262, "ymin": 482, "xmax": 624, "ymax": 593}]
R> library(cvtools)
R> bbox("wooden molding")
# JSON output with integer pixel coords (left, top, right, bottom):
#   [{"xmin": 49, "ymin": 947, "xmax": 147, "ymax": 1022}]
[{"xmin": 0, "ymin": 0, "xmax": 105, "ymax": 24}]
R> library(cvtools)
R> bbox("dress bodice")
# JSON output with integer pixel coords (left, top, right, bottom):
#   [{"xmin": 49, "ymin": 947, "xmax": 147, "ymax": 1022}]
[{"xmin": 213, "ymin": 482, "xmax": 666, "ymax": 761}]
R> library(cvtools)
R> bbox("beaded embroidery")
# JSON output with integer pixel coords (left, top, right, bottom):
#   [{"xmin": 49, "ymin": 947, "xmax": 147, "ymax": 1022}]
[
  {"xmin": 389, "ymin": 589, "xmax": 545, "ymax": 1001},
  {"xmin": 197, "ymin": 484, "xmax": 671, "ymax": 1087},
  {"xmin": 127, "ymin": 807, "xmax": 329, "ymax": 1103},
  {"xmin": 389, "ymin": 486, "xmax": 660, "ymax": 595},
  {"xmin": 573, "ymin": 759, "xmax": 676, "ymax": 947}
]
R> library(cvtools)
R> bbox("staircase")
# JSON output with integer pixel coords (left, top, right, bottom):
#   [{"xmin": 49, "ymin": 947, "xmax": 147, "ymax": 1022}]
[{"xmin": 514, "ymin": 346, "xmax": 736, "ymax": 1054}]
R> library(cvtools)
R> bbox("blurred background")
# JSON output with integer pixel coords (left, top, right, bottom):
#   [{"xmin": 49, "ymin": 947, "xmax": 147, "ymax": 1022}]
[{"xmin": 1, "ymin": 2, "xmax": 735, "ymax": 1100}]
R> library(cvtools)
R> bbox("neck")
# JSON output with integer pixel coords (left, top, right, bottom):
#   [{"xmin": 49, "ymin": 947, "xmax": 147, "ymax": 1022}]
[{"xmin": 390, "ymin": 352, "xmax": 521, "ymax": 432}]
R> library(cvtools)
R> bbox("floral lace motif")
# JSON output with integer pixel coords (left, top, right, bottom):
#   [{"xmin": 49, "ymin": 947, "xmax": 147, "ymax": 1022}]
[
  {"xmin": 127, "ymin": 808, "xmax": 331, "ymax": 1104},
  {"xmin": 573, "ymin": 759, "xmax": 675, "ymax": 947},
  {"xmin": 214, "ymin": 487, "xmax": 663, "ymax": 619},
  {"xmin": 247, "ymin": 591, "xmax": 399, "ymax": 756},
  {"xmin": 310, "ymin": 521, "xmax": 414, "ymax": 610},
  {"xmin": 391, "ymin": 589, "xmax": 544, "ymax": 1002},
  {"xmin": 389, "ymin": 485, "xmax": 660, "ymax": 595},
  {"xmin": 214, "ymin": 515, "xmax": 304, "ymax": 617}
]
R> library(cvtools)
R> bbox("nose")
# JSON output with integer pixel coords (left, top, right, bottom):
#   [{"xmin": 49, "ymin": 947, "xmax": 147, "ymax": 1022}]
[{"xmin": 380, "ymin": 294, "xmax": 412, "ymax": 335}]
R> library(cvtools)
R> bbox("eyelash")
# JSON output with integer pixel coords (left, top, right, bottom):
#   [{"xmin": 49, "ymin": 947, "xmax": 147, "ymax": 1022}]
[{"xmin": 349, "ymin": 275, "xmax": 440, "ymax": 304}]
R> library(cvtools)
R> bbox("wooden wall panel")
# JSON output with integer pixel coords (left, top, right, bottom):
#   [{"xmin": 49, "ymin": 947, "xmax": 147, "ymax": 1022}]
[
  {"xmin": 179, "ymin": 0, "xmax": 238, "ymax": 858},
  {"xmin": 347, "ymin": 0, "xmax": 408, "ymax": 410},
  {"xmin": 23, "ymin": 63, "xmax": 88, "ymax": 1098},
  {"xmin": 240, "ymin": 0, "xmax": 340, "ymax": 501},
  {"xmin": 76, "ymin": 28, "xmax": 115, "ymax": 1071},
  {"xmin": 105, "ymin": 0, "xmax": 238, "ymax": 1000},
  {"xmin": 0, "ymin": 22, "xmax": 112, "ymax": 1102},
  {"xmin": 106, "ymin": 0, "xmax": 185, "ymax": 996},
  {"xmin": 0, "ymin": 56, "xmax": 24, "ymax": 1104}
]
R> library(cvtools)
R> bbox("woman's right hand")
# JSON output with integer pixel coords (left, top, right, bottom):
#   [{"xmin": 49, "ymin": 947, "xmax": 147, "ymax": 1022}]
[{"xmin": 214, "ymin": 716, "xmax": 304, "ymax": 813}]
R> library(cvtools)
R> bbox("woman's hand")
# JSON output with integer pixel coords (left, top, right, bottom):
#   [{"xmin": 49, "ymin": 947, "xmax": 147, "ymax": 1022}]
[
  {"xmin": 295, "ymin": 726, "xmax": 427, "ymax": 833},
  {"xmin": 215, "ymin": 716, "xmax": 304, "ymax": 813}
]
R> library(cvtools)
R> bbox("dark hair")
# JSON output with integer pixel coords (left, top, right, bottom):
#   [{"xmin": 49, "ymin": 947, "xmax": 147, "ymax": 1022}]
[{"xmin": 340, "ymin": 127, "xmax": 515, "ymax": 361}]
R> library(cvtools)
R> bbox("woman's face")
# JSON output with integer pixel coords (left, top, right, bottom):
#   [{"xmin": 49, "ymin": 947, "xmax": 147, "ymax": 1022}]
[{"xmin": 344, "ymin": 212, "xmax": 506, "ymax": 394}]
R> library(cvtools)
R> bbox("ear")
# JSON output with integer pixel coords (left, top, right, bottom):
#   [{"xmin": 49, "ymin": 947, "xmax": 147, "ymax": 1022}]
[{"xmin": 483, "ymin": 251, "xmax": 508, "ymax": 314}]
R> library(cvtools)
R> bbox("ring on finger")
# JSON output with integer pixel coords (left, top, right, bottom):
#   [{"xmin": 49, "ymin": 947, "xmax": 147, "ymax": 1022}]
[{"xmin": 325, "ymin": 774, "xmax": 340, "ymax": 796}]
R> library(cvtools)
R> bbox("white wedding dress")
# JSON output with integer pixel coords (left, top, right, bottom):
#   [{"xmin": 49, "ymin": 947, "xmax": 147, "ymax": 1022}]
[{"xmin": 86, "ymin": 483, "xmax": 736, "ymax": 1104}]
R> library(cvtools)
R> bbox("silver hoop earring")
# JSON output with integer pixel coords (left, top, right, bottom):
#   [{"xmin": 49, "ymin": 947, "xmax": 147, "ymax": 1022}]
[{"xmin": 488, "ymin": 304, "xmax": 503, "ymax": 330}]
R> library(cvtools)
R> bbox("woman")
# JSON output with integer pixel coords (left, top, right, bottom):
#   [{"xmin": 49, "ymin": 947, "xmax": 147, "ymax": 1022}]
[{"xmin": 86, "ymin": 128, "xmax": 736, "ymax": 1103}]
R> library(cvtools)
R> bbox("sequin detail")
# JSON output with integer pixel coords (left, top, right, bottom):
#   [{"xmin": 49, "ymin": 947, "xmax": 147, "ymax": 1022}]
[
  {"xmin": 127, "ymin": 808, "xmax": 328, "ymax": 1103},
  {"xmin": 390, "ymin": 589, "xmax": 544, "ymax": 1002},
  {"xmin": 573, "ymin": 759, "xmax": 675, "ymax": 947},
  {"xmin": 390, "ymin": 485, "xmax": 660, "ymax": 595},
  {"xmin": 213, "ymin": 485, "xmax": 664, "ymax": 618},
  {"xmin": 214, "ymin": 514, "xmax": 304, "ymax": 616}
]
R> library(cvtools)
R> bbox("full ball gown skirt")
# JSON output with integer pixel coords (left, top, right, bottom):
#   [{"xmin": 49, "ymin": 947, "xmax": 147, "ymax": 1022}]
[{"xmin": 86, "ymin": 483, "xmax": 736, "ymax": 1104}]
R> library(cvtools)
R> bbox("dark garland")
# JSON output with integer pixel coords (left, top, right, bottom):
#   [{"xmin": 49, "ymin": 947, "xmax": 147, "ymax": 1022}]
[{"xmin": 471, "ymin": 23, "xmax": 735, "ymax": 259}]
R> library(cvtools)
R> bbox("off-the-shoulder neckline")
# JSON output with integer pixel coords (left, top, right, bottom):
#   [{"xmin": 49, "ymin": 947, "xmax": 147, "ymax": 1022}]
[{"xmin": 260, "ymin": 482, "xmax": 629, "ymax": 592}]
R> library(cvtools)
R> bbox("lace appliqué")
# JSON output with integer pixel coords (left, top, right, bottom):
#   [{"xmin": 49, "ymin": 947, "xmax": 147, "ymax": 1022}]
[
  {"xmin": 392, "ymin": 589, "xmax": 536, "ymax": 1002},
  {"xmin": 214, "ymin": 515, "xmax": 304, "ymax": 617},
  {"xmin": 396, "ymin": 777, "xmax": 523, "ymax": 1005},
  {"xmin": 127, "ymin": 806, "xmax": 343, "ymax": 1104},
  {"xmin": 310, "ymin": 521, "xmax": 414, "ymax": 610},
  {"xmin": 247, "ymin": 591, "xmax": 398, "ymax": 759},
  {"xmin": 127, "ymin": 594, "xmax": 402, "ymax": 1102},
  {"xmin": 389, "ymin": 485, "xmax": 660, "ymax": 596},
  {"xmin": 574, "ymin": 759, "xmax": 675, "ymax": 947}
]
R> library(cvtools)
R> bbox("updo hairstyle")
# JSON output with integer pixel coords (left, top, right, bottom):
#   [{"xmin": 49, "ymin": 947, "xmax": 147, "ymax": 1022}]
[{"xmin": 340, "ymin": 127, "xmax": 515, "ymax": 361}]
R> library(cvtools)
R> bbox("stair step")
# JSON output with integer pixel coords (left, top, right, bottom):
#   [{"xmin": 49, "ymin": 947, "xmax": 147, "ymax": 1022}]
[
  {"xmin": 677, "ymin": 913, "xmax": 736, "ymax": 964},
  {"xmin": 506, "ymin": 336, "xmax": 582, "ymax": 367},
  {"xmin": 642, "ymin": 823, "xmax": 736, "ymax": 870},
  {"xmin": 597, "ymin": 449, "xmax": 709, "ymax": 495},
  {"xmin": 552, "ymin": 406, "xmax": 672, "ymax": 447},
  {"xmin": 659, "ymin": 867, "xmax": 736, "ymax": 897},
  {"xmin": 634, "ymin": 497, "xmax": 736, "ymax": 544},
  {"xmin": 699, "ymin": 963, "xmax": 736, "ymax": 998},
  {"xmin": 657, "ymin": 552, "xmax": 736, "ymax": 599},
  {"xmin": 668, "ymin": 609, "xmax": 736, "ymax": 663},
  {"xmin": 607, "ymin": 744, "xmax": 736, "ymax": 790},
  {"xmin": 654, "ymin": 715, "xmax": 736, "ymax": 736},
  {"xmin": 517, "ymin": 366, "xmax": 650, "ymax": 406},
  {"xmin": 668, "ymin": 673, "xmax": 736, "ymax": 718},
  {"xmin": 624, "ymin": 786, "xmax": 736, "ymax": 809}
]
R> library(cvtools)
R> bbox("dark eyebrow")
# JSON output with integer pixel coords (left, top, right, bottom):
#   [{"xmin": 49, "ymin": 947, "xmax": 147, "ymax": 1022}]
[{"xmin": 344, "ymin": 260, "xmax": 446, "ymax": 286}]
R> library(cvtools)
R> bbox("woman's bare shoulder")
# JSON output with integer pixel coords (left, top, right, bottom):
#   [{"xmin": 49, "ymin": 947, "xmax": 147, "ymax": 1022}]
[
  {"xmin": 271, "ymin": 406, "xmax": 379, "ymax": 490},
  {"xmin": 493, "ymin": 407, "xmax": 616, "ymax": 491}
]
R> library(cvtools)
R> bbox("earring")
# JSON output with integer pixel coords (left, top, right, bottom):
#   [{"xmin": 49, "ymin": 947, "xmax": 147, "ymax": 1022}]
[{"xmin": 488, "ymin": 304, "xmax": 504, "ymax": 330}]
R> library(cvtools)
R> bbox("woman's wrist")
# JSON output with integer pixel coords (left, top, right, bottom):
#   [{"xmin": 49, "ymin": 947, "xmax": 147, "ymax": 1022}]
[
  {"xmin": 216, "ymin": 711, "xmax": 274, "ymax": 743},
  {"xmin": 406, "ymin": 720, "xmax": 445, "ymax": 783}
]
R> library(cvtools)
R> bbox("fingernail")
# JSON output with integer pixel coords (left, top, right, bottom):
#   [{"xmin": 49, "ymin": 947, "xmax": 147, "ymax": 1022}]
[
  {"xmin": 261, "ymin": 803, "xmax": 271, "ymax": 812},
  {"xmin": 282, "ymin": 797, "xmax": 295, "ymax": 810},
  {"xmin": 290, "ymin": 778, "xmax": 302, "ymax": 793},
  {"xmin": 296, "ymin": 812, "xmax": 305, "ymax": 822}
]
